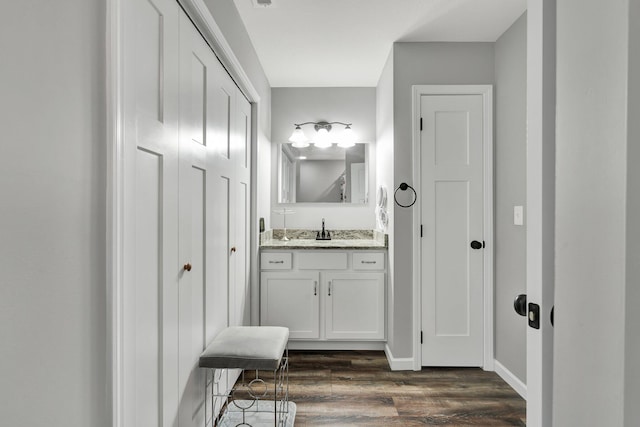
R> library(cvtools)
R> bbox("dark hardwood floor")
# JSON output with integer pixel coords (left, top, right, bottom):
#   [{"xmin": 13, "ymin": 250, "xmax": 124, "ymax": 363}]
[{"xmin": 284, "ymin": 350, "xmax": 525, "ymax": 426}]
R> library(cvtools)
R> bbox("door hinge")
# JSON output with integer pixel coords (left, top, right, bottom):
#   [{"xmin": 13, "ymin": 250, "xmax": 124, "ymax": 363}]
[
  {"xmin": 483, "ymin": 241, "xmax": 485, "ymax": 248},
  {"xmin": 420, "ymin": 117, "xmax": 423, "ymax": 131},
  {"xmin": 420, "ymin": 224, "xmax": 423, "ymax": 237},
  {"xmin": 420, "ymin": 331, "xmax": 423, "ymax": 344}
]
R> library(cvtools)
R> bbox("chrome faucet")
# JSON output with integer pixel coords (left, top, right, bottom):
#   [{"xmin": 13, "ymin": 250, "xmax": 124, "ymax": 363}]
[{"xmin": 316, "ymin": 218, "xmax": 331, "ymax": 240}]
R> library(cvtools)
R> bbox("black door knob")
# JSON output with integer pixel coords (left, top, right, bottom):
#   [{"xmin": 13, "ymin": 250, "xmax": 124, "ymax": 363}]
[
  {"xmin": 514, "ymin": 294, "xmax": 527, "ymax": 316},
  {"xmin": 470, "ymin": 240, "xmax": 483, "ymax": 250}
]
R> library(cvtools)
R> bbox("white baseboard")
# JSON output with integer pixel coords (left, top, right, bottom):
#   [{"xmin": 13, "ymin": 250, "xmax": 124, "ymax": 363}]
[
  {"xmin": 494, "ymin": 359, "xmax": 527, "ymax": 400},
  {"xmin": 384, "ymin": 344, "xmax": 416, "ymax": 371},
  {"xmin": 287, "ymin": 341, "xmax": 385, "ymax": 351}
]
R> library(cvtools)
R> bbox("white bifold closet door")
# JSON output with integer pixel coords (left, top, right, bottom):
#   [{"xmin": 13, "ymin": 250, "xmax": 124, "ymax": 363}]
[
  {"xmin": 122, "ymin": 1, "xmax": 252, "ymax": 426},
  {"xmin": 177, "ymin": 11, "xmax": 252, "ymax": 427}
]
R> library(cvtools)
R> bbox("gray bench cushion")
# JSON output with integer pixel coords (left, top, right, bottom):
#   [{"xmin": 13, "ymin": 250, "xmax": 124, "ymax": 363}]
[{"xmin": 199, "ymin": 326, "xmax": 289, "ymax": 370}]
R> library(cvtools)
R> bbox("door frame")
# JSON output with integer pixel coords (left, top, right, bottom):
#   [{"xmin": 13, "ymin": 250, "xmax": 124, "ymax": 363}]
[
  {"xmin": 106, "ymin": 0, "xmax": 261, "ymax": 425},
  {"xmin": 525, "ymin": 0, "xmax": 555, "ymax": 425},
  {"xmin": 411, "ymin": 85, "xmax": 494, "ymax": 371}
]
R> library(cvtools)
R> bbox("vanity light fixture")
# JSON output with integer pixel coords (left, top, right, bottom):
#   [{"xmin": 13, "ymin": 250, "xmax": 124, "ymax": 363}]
[{"xmin": 288, "ymin": 121, "xmax": 357, "ymax": 148}]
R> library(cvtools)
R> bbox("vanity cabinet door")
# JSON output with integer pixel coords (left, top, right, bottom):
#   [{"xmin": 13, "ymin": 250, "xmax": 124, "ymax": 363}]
[
  {"xmin": 324, "ymin": 273, "xmax": 385, "ymax": 340},
  {"xmin": 260, "ymin": 272, "xmax": 320, "ymax": 339}
]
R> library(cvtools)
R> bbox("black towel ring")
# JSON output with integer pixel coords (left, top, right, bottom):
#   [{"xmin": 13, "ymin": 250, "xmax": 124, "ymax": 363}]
[{"xmin": 394, "ymin": 182, "xmax": 417, "ymax": 208}]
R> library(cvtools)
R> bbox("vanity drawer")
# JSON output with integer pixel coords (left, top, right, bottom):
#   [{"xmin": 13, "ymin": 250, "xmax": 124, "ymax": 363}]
[
  {"xmin": 298, "ymin": 252, "xmax": 347, "ymax": 270},
  {"xmin": 261, "ymin": 252, "xmax": 292, "ymax": 270},
  {"xmin": 353, "ymin": 252, "xmax": 385, "ymax": 270}
]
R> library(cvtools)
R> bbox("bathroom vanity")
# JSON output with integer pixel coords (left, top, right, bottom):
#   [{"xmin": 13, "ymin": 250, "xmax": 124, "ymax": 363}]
[{"xmin": 259, "ymin": 230, "xmax": 387, "ymax": 349}]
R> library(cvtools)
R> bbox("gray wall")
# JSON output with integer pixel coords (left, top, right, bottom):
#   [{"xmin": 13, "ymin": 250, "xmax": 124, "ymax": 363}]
[
  {"xmin": 375, "ymin": 50, "xmax": 395, "ymax": 351},
  {"xmin": 391, "ymin": 42, "xmax": 495, "ymax": 358},
  {"xmin": 627, "ymin": 0, "xmax": 640, "ymax": 423},
  {"xmin": 493, "ymin": 14, "xmax": 527, "ymax": 383},
  {"xmin": 554, "ymin": 0, "xmax": 629, "ymax": 424},
  {"xmin": 271, "ymin": 87, "xmax": 377, "ymax": 229},
  {"xmin": 0, "ymin": 1, "xmax": 108, "ymax": 425}
]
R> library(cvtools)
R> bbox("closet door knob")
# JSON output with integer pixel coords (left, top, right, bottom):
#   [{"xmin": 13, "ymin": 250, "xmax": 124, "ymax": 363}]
[
  {"xmin": 470, "ymin": 240, "xmax": 483, "ymax": 250},
  {"xmin": 183, "ymin": 263, "xmax": 192, "ymax": 272}
]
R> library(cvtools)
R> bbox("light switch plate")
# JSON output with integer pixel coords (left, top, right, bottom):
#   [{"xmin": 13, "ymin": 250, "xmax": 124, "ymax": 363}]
[{"xmin": 514, "ymin": 206, "xmax": 524, "ymax": 226}]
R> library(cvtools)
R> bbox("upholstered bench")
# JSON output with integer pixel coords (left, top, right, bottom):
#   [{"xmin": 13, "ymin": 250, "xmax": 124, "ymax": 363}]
[{"xmin": 199, "ymin": 326, "xmax": 292, "ymax": 426}]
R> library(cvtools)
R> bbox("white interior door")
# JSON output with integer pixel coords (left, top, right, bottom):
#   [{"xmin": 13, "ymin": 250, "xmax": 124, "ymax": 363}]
[
  {"xmin": 122, "ymin": 0, "xmax": 180, "ymax": 425},
  {"xmin": 177, "ymin": 12, "xmax": 223, "ymax": 427},
  {"xmin": 350, "ymin": 163, "xmax": 366, "ymax": 204},
  {"xmin": 420, "ymin": 94, "xmax": 485, "ymax": 367}
]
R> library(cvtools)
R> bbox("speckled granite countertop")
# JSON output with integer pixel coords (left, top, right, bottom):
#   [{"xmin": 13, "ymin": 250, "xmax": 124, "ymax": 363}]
[{"xmin": 260, "ymin": 229, "xmax": 388, "ymax": 250}]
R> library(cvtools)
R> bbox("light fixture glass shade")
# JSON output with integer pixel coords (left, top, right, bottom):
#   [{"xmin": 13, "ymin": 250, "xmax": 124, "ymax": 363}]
[
  {"xmin": 288, "ymin": 126, "xmax": 308, "ymax": 144},
  {"xmin": 314, "ymin": 127, "xmax": 332, "ymax": 148},
  {"xmin": 291, "ymin": 140, "xmax": 310, "ymax": 148},
  {"xmin": 337, "ymin": 126, "xmax": 357, "ymax": 148}
]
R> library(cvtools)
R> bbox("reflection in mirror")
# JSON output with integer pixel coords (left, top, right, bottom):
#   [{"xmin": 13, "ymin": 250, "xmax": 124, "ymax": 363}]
[{"xmin": 278, "ymin": 143, "xmax": 368, "ymax": 204}]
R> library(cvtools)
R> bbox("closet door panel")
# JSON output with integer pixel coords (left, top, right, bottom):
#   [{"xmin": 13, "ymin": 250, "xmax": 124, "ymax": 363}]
[
  {"xmin": 133, "ymin": 150, "xmax": 162, "ymax": 427},
  {"xmin": 231, "ymin": 95, "xmax": 252, "ymax": 327},
  {"xmin": 122, "ymin": 0, "xmax": 180, "ymax": 426},
  {"xmin": 178, "ymin": 13, "xmax": 232, "ymax": 427},
  {"xmin": 209, "ymin": 70, "xmax": 234, "ymax": 160}
]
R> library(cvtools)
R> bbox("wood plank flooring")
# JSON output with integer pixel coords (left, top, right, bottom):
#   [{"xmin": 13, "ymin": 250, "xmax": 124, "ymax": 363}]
[{"xmin": 282, "ymin": 350, "xmax": 526, "ymax": 426}]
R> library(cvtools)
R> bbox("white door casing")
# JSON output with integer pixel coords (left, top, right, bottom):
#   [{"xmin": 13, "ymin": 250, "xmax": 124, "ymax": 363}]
[
  {"xmin": 412, "ymin": 85, "xmax": 494, "ymax": 371},
  {"xmin": 526, "ymin": 1, "xmax": 555, "ymax": 425}
]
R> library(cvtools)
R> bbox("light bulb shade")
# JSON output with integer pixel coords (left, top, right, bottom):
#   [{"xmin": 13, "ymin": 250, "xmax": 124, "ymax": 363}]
[
  {"xmin": 343, "ymin": 126, "xmax": 357, "ymax": 142},
  {"xmin": 337, "ymin": 140, "xmax": 356, "ymax": 148},
  {"xmin": 337, "ymin": 126, "xmax": 357, "ymax": 148},
  {"xmin": 314, "ymin": 127, "xmax": 332, "ymax": 148},
  {"xmin": 288, "ymin": 126, "xmax": 308, "ymax": 144},
  {"xmin": 291, "ymin": 140, "xmax": 310, "ymax": 148}
]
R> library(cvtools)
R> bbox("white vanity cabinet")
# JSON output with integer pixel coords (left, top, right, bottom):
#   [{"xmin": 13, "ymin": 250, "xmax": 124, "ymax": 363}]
[
  {"xmin": 261, "ymin": 271, "xmax": 320, "ymax": 339},
  {"xmin": 260, "ymin": 250, "xmax": 386, "ymax": 344},
  {"xmin": 324, "ymin": 272, "xmax": 385, "ymax": 340}
]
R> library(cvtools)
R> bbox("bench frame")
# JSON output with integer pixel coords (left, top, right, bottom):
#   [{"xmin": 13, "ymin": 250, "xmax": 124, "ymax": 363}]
[{"xmin": 204, "ymin": 346, "xmax": 290, "ymax": 426}]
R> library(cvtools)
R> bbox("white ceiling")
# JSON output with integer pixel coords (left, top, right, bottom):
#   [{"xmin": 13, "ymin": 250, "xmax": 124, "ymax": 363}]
[{"xmin": 232, "ymin": 0, "xmax": 527, "ymax": 87}]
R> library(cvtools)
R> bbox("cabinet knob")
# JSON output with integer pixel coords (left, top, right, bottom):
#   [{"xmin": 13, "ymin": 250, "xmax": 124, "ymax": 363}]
[
  {"xmin": 183, "ymin": 263, "xmax": 192, "ymax": 272},
  {"xmin": 230, "ymin": 247, "xmax": 237, "ymax": 253}
]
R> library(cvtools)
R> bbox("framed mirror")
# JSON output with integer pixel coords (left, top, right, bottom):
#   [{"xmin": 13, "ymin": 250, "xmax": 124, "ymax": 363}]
[{"xmin": 278, "ymin": 143, "xmax": 369, "ymax": 204}]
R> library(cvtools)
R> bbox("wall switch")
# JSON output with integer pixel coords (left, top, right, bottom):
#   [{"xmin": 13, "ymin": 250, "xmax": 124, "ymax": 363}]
[{"xmin": 514, "ymin": 205, "xmax": 524, "ymax": 226}]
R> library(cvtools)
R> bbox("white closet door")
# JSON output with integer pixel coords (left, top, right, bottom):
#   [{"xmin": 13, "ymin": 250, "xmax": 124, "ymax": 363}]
[
  {"xmin": 122, "ymin": 0, "xmax": 180, "ymax": 426},
  {"xmin": 177, "ymin": 11, "xmax": 222, "ymax": 427},
  {"xmin": 230, "ymin": 94, "xmax": 252, "ymax": 328},
  {"xmin": 208, "ymin": 60, "xmax": 236, "ymax": 330}
]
